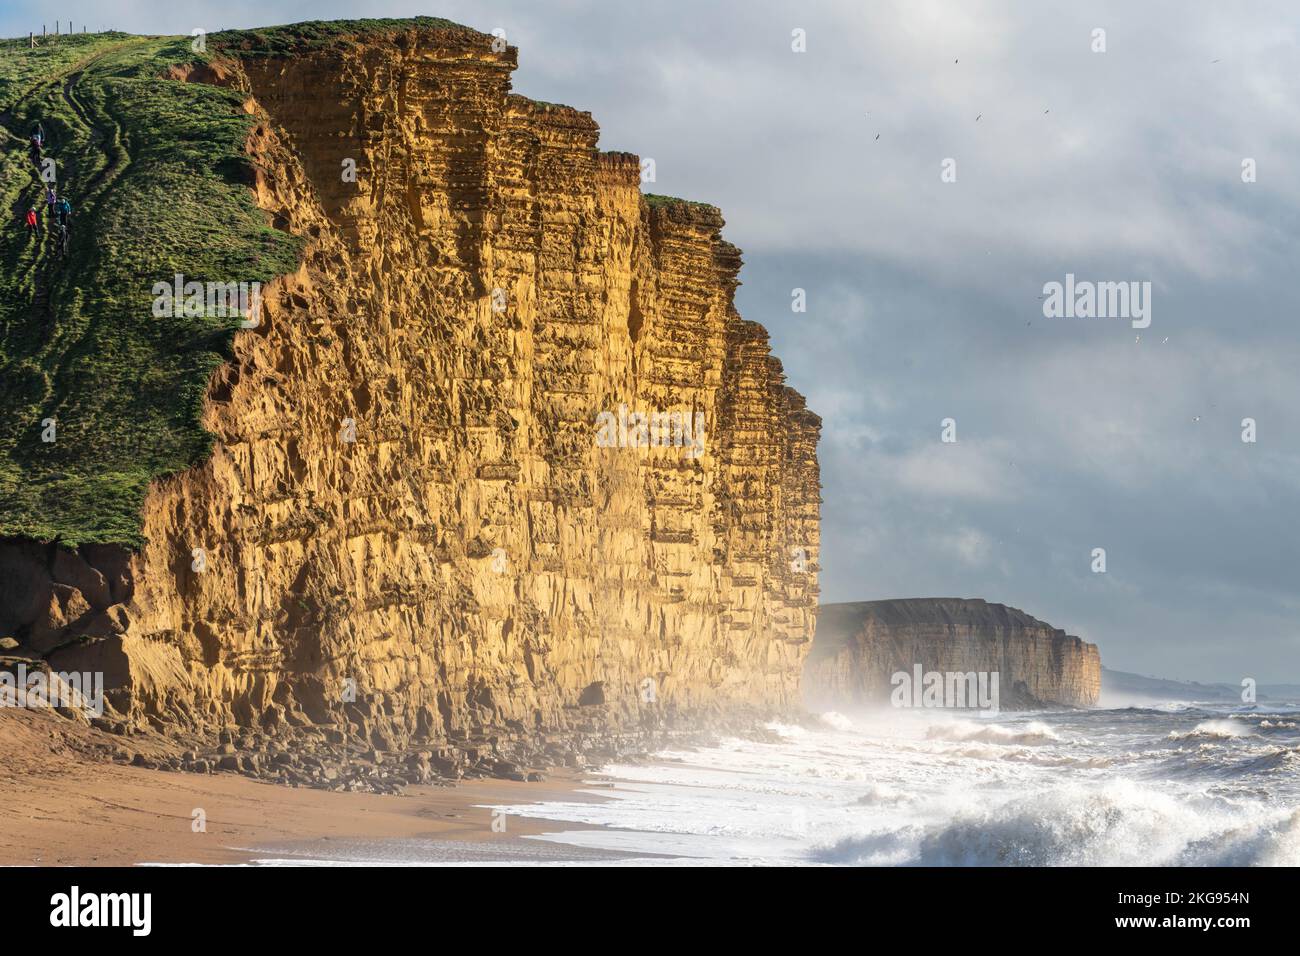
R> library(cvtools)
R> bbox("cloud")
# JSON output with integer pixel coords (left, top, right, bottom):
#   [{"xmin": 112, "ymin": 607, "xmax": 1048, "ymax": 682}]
[
  {"xmin": 933, "ymin": 526, "xmax": 996, "ymax": 567},
  {"xmin": 893, "ymin": 441, "xmax": 1020, "ymax": 501}
]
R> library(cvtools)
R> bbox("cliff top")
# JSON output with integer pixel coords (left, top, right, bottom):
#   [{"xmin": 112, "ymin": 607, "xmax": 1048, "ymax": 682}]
[
  {"xmin": 812, "ymin": 598, "xmax": 1080, "ymax": 659},
  {"xmin": 644, "ymin": 193, "xmax": 725, "ymax": 228},
  {"xmin": 209, "ymin": 17, "xmax": 480, "ymax": 57}
]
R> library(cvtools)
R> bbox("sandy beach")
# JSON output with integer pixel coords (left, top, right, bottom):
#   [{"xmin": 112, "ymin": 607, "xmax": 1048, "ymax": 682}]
[{"xmin": 0, "ymin": 708, "xmax": 623, "ymax": 866}]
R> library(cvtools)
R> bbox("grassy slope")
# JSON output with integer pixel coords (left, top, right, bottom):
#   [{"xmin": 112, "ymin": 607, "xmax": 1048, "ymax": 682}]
[
  {"xmin": 0, "ymin": 32, "xmax": 301, "ymax": 547},
  {"xmin": 0, "ymin": 18, "xmax": 662, "ymax": 550}
]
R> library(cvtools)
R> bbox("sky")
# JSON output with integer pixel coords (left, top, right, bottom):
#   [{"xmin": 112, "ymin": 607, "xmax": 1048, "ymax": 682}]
[{"xmin": 6, "ymin": 1, "xmax": 1297, "ymax": 681}]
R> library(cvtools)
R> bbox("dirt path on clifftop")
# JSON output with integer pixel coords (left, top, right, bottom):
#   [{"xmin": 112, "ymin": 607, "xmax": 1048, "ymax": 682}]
[
  {"xmin": 59, "ymin": 44, "xmax": 141, "ymax": 209},
  {"xmin": 0, "ymin": 710, "xmax": 619, "ymax": 865}
]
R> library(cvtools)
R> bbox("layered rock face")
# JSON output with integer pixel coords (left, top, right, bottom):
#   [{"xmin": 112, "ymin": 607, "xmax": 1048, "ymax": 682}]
[
  {"xmin": 0, "ymin": 25, "xmax": 820, "ymax": 772},
  {"xmin": 804, "ymin": 599, "xmax": 1100, "ymax": 710}
]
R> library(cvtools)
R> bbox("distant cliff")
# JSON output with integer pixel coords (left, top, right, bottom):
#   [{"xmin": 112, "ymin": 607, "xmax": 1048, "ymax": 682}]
[{"xmin": 803, "ymin": 599, "xmax": 1100, "ymax": 710}]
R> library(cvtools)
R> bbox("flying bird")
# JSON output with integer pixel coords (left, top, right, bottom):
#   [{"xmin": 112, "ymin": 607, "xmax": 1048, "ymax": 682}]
[
  {"xmin": 875, "ymin": 133, "xmax": 880, "ymax": 140},
  {"xmin": 975, "ymin": 113, "xmax": 982, "ymax": 121}
]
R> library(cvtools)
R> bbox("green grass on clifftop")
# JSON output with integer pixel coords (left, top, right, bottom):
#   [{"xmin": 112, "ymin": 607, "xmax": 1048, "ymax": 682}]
[
  {"xmin": 0, "ymin": 32, "xmax": 301, "ymax": 547},
  {"xmin": 210, "ymin": 17, "xmax": 476, "ymax": 56},
  {"xmin": 643, "ymin": 192, "xmax": 720, "ymax": 212}
]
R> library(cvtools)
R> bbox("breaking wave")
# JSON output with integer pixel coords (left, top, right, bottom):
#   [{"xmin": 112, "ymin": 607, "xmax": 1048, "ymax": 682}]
[
  {"xmin": 483, "ymin": 702, "xmax": 1300, "ymax": 867},
  {"xmin": 925, "ymin": 719, "xmax": 1062, "ymax": 745},
  {"xmin": 818, "ymin": 782, "xmax": 1300, "ymax": 867},
  {"xmin": 1168, "ymin": 719, "xmax": 1256, "ymax": 741},
  {"xmin": 818, "ymin": 711, "xmax": 855, "ymax": 732}
]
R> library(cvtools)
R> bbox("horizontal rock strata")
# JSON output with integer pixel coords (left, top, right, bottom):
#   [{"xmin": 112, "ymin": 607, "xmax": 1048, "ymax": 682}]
[
  {"xmin": 804, "ymin": 599, "xmax": 1100, "ymax": 710},
  {"xmin": 0, "ymin": 23, "xmax": 821, "ymax": 788}
]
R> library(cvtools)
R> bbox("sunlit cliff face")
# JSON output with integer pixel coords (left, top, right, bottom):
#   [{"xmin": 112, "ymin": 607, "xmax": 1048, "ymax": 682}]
[{"xmin": 2, "ymin": 26, "xmax": 821, "ymax": 758}]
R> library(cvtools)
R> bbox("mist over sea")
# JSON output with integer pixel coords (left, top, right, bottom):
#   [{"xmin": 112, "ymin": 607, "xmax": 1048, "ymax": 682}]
[
  {"xmin": 228, "ymin": 702, "xmax": 1300, "ymax": 867},
  {"xmin": 484, "ymin": 703, "xmax": 1300, "ymax": 866}
]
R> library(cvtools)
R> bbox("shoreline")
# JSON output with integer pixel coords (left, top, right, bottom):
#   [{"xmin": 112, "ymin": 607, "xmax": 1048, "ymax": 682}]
[{"xmin": 0, "ymin": 708, "xmax": 641, "ymax": 866}]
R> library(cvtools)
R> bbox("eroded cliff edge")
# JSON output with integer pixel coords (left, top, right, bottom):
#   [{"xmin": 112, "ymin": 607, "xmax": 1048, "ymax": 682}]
[
  {"xmin": 803, "ymin": 599, "xmax": 1100, "ymax": 710},
  {"xmin": 0, "ymin": 23, "xmax": 821, "ymax": 784}
]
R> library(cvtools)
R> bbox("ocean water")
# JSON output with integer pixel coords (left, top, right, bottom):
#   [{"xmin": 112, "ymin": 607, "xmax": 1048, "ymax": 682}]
[{"xmin": 485, "ymin": 703, "xmax": 1300, "ymax": 866}]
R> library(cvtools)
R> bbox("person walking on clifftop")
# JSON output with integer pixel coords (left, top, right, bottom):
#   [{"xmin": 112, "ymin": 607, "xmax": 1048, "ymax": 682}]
[{"xmin": 23, "ymin": 206, "xmax": 38, "ymax": 242}]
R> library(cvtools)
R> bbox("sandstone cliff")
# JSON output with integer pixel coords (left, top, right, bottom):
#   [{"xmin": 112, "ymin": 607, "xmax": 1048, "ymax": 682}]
[
  {"xmin": 0, "ymin": 22, "xmax": 820, "ymax": 784},
  {"xmin": 803, "ymin": 599, "xmax": 1100, "ymax": 710}
]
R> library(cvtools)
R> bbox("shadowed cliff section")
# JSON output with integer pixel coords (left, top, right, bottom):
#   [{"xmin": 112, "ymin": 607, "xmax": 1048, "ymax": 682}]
[
  {"xmin": 0, "ymin": 19, "xmax": 821, "ymax": 789},
  {"xmin": 804, "ymin": 599, "xmax": 1100, "ymax": 710}
]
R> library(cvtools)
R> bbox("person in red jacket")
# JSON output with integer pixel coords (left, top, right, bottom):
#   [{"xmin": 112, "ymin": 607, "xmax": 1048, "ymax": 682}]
[{"xmin": 24, "ymin": 207, "xmax": 37, "ymax": 232}]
